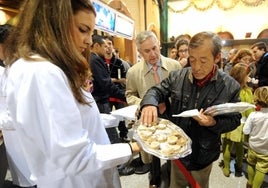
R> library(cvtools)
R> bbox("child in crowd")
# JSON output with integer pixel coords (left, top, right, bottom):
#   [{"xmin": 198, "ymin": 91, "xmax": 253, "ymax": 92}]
[
  {"xmin": 243, "ymin": 86, "xmax": 268, "ymax": 188},
  {"xmin": 221, "ymin": 63, "xmax": 254, "ymax": 177}
]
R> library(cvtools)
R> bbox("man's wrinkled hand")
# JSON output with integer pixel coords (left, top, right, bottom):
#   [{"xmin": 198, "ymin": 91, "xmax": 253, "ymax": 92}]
[
  {"xmin": 192, "ymin": 109, "xmax": 216, "ymax": 127},
  {"xmin": 140, "ymin": 105, "xmax": 158, "ymax": 126}
]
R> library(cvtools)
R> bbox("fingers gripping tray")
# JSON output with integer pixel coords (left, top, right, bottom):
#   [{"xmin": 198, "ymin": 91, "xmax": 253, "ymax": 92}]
[{"xmin": 133, "ymin": 119, "xmax": 192, "ymax": 160}]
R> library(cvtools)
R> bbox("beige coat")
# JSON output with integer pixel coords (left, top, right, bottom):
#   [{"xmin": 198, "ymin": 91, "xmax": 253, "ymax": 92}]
[
  {"xmin": 126, "ymin": 55, "xmax": 181, "ymax": 163},
  {"xmin": 126, "ymin": 55, "xmax": 181, "ymax": 106}
]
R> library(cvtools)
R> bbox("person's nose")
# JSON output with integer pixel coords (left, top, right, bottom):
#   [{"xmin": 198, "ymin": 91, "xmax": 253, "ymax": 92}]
[
  {"xmin": 192, "ymin": 62, "xmax": 201, "ymax": 71},
  {"xmin": 85, "ymin": 36, "xmax": 92, "ymax": 47},
  {"xmin": 149, "ymin": 50, "xmax": 157, "ymax": 57}
]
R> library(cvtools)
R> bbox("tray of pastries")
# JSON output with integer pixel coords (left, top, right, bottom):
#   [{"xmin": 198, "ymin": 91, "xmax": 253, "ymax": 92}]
[{"xmin": 133, "ymin": 118, "xmax": 192, "ymax": 160}]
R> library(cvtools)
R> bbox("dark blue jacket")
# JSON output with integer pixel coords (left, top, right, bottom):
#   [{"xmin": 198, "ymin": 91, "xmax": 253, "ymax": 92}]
[
  {"xmin": 256, "ymin": 52, "xmax": 268, "ymax": 87},
  {"xmin": 90, "ymin": 53, "xmax": 125, "ymax": 103},
  {"xmin": 107, "ymin": 54, "xmax": 127, "ymax": 90}
]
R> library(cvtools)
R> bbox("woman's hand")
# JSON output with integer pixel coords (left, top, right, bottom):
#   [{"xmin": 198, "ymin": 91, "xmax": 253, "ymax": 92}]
[
  {"xmin": 129, "ymin": 142, "xmax": 142, "ymax": 154},
  {"xmin": 179, "ymin": 58, "xmax": 188, "ymax": 67}
]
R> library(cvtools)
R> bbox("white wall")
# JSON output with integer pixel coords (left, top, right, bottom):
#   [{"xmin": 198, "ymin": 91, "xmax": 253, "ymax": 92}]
[{"xmin": 168, "ymin": 1, "xmax": 268, "ymax": 40}]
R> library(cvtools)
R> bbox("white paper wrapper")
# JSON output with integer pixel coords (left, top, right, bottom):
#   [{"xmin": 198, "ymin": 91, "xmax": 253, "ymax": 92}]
[
  {"xmin": 133, "ymin": 118, "xmax": 192, "ymax": 160},
  {"xmin": 172, "ymin": 102, "xmax": 256, "ymax": 118},
  {"xmin": 203, "ymin": 102, "xmax": 255, "ymax": 116},
  {"xmin": 172, "ymin": 109, "xmax": 199, "ymax": 117},
  {"xmin": 110, "ymin": 105, "xmax": 138, "ymax": 120}
]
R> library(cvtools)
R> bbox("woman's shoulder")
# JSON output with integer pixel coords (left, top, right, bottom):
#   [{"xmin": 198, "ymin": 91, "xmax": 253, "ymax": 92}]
[
  {"xmin": 14, "ymin": 56, "xmax": 61, "ymax": 70},
  {"xmin": 0, "ymin": 66, "xmax": 4, "ymax": 76},
  {"xmin": 9, "ymin": 56, "xmax": 65, "ymax": 82}
]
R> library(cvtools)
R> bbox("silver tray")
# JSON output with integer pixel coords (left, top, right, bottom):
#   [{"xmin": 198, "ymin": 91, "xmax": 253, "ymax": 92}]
[{"xmin": 133, "ymin": 118, "xmax": 192, "ymax": 160}]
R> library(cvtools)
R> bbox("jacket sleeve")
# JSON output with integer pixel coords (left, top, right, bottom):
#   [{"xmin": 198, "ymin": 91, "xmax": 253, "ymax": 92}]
[
  {"xmin": 0, "ymin": 110, "xmax": 14, "ymax": 130},
  {"xmin": 110, "ymin": 82, "xmax": 126, "ymax": 100},
  {"xmin": 243, "ymin": 113, "xmax": 254, "ymax": 135},
  {"xmin": 125, "ymin": 68, "xmax": 142, "ymax": 105},
  {"xmin": 140, "ymin": 71, "xmax": 175, "ymax": 109},
  {"xmin": 91, "ymin": 56, "xmax": 126, "ymax": 101},
  {"xmin": 119, "ymin": 59, "xmax": 127, "ymax": 79},
  {"xmin": 258, "ymin": 54, "xmax": 268, "ymax": 86},
  {"xmin": 212, "ymin": 113, "xmax": 242, "ymax": 134},
  {"xmin": 207, "ymin": 77, "xmax": 242, "ymax": 134},
  {"xmin": 90, "ymin": 56, "xmax": 111, "ymax": 95}
]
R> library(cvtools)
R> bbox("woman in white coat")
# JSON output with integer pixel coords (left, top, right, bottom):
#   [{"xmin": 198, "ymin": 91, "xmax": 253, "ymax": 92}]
[
  {"xmin": 3, "ymin": 0, "xmax": 141, "ymax": 188},
  {"xmin": 0, "ymin": 23, "xmax": 35, "ymax": 188}
]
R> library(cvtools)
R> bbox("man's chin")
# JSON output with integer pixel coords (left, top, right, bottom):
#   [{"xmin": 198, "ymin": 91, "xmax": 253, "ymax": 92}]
[
  {"xmin": 193, "ymin": 74, "xmax": 205, "ymax": 80},
  {"xmin": 149, "ymin": 60, "xmax": 158, "ymax": 65}
]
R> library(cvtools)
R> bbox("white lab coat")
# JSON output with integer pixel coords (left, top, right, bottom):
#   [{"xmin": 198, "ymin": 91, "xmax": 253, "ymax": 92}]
[
  {"xmin": 0, "ymin": 66, "xmax": 35, "ymax": 186},
  {"xmin": 5, "ymin": 57, "xmax": 132, "ymax": 188}
]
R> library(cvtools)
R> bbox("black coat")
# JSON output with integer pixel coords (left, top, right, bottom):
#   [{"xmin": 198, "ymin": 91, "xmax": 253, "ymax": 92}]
[
  {"xmin": 90, "ymin": 53, "xmax": 125, "ymax": 103},
  {"xmin": 256, "ymin": 52, "xmax": 268, "ymax": 87},
  {"xmin": 107, "ymin": 55, "xmax": 127, "ymax": 90},
  {"xmin": 140, "ymin": 67, "xmax": 242, "ymax": 170}
]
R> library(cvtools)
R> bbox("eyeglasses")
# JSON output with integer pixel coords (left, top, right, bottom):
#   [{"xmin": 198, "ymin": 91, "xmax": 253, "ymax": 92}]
[{"xmin": 178, "ymin": 49, "xmax": 188, "ymax": 53}]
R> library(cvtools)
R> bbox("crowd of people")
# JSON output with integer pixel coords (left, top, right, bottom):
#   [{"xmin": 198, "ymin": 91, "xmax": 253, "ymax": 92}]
[
  {"xmin": 220, "ymin": 42, "xmax": 268, "ymax": 188},
  {"xmin": 0, "ymin": 0, "xmax": 267, "ymax": 188},
  {"xmin": 156, "ymin": 32, "xmax": 268, "ymax": 188}
]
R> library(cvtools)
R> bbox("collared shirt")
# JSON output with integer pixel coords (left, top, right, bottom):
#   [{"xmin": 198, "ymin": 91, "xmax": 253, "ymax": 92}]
[{"xmin": 147, "ymin": 60, "xmax": 162, "ymax": 81}]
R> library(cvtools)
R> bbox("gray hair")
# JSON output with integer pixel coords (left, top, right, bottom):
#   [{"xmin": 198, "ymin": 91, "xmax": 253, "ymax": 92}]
[
  {"xmin": 136, "ymin": 30, "xmax": 158, "ymax": 50},
  {"xmin": 189, "ymin": 31, "xmax": 222, "ymax": 58}
]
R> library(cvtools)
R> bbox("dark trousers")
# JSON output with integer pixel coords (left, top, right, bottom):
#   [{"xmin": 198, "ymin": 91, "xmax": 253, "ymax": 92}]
[
  {"xmin": 150, "ymin": 156, "xmax": 161, "ymax": 186},
  {"xmin": 0, "ymin": 143, "xmax": 8, "ymax": 188},
  {"xmin": 109, "ymin": 101, "xmax": 128, "ymax": 138},
  {"xmin": 96, "ymin": 102, "xmax": 120, "ymax": 144}
]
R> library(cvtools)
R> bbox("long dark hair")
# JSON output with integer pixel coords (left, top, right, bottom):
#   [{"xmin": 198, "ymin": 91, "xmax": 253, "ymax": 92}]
[{"xmin": 5, "ymin": 0, "xmax": 96, "ymax": 104}]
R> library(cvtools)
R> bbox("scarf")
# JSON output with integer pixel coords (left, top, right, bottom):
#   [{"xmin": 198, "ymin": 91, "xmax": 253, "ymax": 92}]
[{"xmin": 195, "ymin": 65, "xmax": 216, "ymax": 87}]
